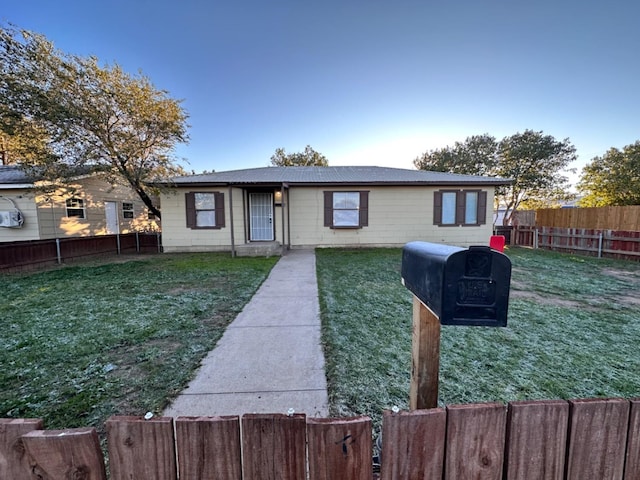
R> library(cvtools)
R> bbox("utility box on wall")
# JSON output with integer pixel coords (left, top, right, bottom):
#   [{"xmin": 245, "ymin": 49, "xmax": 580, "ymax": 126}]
[{"xmin": 401, "ymin": 241, "xmax": 511, "ymax": 327}]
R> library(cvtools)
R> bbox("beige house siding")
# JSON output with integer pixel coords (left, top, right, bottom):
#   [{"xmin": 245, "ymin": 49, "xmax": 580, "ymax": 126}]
[
  {"xmin": 159, "ymin": 184, "xmax": 496, "ymax": 252},
  {"xmin": 0, "ymin": 188, "xmax": 41, "ymax": 242},
  {"xmin": 290, "ymin": 186, "xmax": 495, "ymax": 248},
  {"xmin": 0, "ymin": 176, "xmax": 158, "ymax": 242},
  {"xmin": 161, "ymin": 187, "xmax": 244, "ymax": 252},
  {"xmin": 162, "ymin": 187, "xmax": 293, "ymax": 252}
]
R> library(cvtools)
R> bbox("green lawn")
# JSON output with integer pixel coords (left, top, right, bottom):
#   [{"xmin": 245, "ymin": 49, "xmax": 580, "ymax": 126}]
[
  {"xmin": 0, "ymin": 253, "xmax": 278, "ymax": 433},
  {"xmin": 316, "ymin": 247, "xmax": 640, "ymax": 430},
  {"xmin": 4, "ymin": 247, "xmax": 640, "ymax": 439}
]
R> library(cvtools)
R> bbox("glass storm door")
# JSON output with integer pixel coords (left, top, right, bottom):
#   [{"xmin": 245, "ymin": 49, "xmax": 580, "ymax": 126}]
[{"xmin": 249, "ymin": 193, "xmax": 274, "ymax": 241}]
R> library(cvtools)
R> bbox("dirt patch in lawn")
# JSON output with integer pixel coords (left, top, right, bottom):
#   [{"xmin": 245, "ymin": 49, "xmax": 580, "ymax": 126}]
[
  {"xmin": 601, "ymin": 268, "xmax": 640, "ymax": 285},
  {"xmin": 509, "ymin": 289, "xmax": 588, "ymax": 309},
  {"xmin": 618, "ymin": 295, "xmax": 640, "ymax": 306}
]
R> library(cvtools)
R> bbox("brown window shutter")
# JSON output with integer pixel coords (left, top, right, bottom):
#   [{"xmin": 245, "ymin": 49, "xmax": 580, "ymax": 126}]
[
  {"xmin": 215, "ymin": 192, "xmax": 225, "ymax": 228},
  {"xmin": 185, "ymin": 192, "xmax": 196, "ymax": 228},
  {"xmin": 456, "ymin": 191, "xmax": 465, "ymax": 225},
  {"xmin": 359, "ymin": 191, "xmax": 369, "ymax": 227},
  {"xmin": 324, "ymin": 191, "xmax": 333, "ymax": 227},
  {"xmin": 433, "ymin": 191, "xmax": 443, "ymax": 225},
  {"xmin": 477, "ymin": 190, "xmax": 487, "ymax": 225}
]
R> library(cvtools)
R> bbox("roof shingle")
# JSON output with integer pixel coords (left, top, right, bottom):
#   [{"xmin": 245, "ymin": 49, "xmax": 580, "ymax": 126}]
[
  {"xmin": 168, "ymin": 166, "xmax": 510, "ymax": 186},
  {"xmin": 0, "ymin": 165, "xmax": 35, "ymax": 184}
]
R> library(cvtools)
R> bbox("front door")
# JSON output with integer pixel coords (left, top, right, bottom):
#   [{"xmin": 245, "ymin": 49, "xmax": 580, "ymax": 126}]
[
  {"xmin": 105, "ymin": 201, "xmax": 119, "ymax": 234},
  {"xmin": 249, "ymin": 193, "xmax": 274, "ymax": 241}
]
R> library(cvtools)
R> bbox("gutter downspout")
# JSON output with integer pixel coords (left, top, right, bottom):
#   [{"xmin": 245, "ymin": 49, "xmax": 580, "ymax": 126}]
[
  {"xmin": 228, "ymin": 184, "xmax": 236, "ymax": 257},
  {"xmin": 280, "ymin": 183, "xmax": 286, "ymax": 254},
  {"xmin": 286, "ymin": 185, "xmax": 291, "ymax": 250}
]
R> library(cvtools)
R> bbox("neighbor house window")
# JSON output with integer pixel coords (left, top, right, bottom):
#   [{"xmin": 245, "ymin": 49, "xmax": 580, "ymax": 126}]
[
  {"xmin": 434, "ymin": 190, "xmax": 487, "ymax": 226},
  {"xmin": 65, "ymin": 198, "xmax": 85, "ymax": 219},
  {"xmin": 185, "ymin": 192, "xmax": 225, "ymax": 229},
  {"xmin": 122, "ymin": 202, "xmax": 134, "ymax": 219},
  {"xmin": 324, "ymin": 191, "xmax": 369, "ymax": 228}
]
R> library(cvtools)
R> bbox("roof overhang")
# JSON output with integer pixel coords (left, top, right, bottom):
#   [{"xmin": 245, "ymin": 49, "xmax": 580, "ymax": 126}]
[
  {"xmin": 156, "ymin": 180, "xmax": 511, "ymax": 188},
  {"xmin": 0, "ymin": 183, "xmax": 34, "ymax": 189}
]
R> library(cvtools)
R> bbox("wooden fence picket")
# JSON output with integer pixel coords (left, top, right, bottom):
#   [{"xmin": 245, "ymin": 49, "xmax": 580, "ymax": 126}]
[
  {"xmin": 175, "ymin": 416, "xmax": 242, "ymax": 480},
  {"xmin": 21, "ymin": 427, "xmax": 106, "ymax": 480},
  {"xmin": 504, "ymin": 400, "xmax": 569, "ymax": 480},
  {"xmin": 307, "ymin": 416, "xmax": 372, "ymax": 480},
  {"xmin": 106, "ymin": 416, "xmax": 176, "ymax": 480},
  {"xmin": 624, "ymin": 399, "xmax": 640, "ymax": 480},
  {"xmin": 444, "ymin": 402, "xmax": 507, "ymax": 480},
  {"xmin": 380, "ymin": 408, "xmax": 446, "ymax": 480},
  {"xmin": 0, "ymin": 418, "xmax": 43, "ymax": 480},
  {"xmin": 241, "ymin": 413, "xmax": 306, "ymax": 480},
  {"xmin": 4, "ymin": 396, "xmax": 640, "ymax": 479},
  {"xmin": 566, "ymin": 398, "xmax": 630, "ymax": 480}
]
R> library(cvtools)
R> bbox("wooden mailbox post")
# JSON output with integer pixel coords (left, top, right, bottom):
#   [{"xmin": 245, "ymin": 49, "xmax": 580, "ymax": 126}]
[{"xmin": 401, "ymin": 242, "xmax": 512, "ymax": 410}]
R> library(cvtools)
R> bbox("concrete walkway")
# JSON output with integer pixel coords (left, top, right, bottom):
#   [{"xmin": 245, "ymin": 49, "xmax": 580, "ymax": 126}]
[{"xmin": 164, "ymin": 249, "xmax": 329, "ymax": 417}]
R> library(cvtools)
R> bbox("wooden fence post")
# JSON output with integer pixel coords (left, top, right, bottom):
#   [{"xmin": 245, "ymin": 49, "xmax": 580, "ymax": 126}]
[
  {"xmin": 0, "ymin": 419, "xmax": 43, "ymax": 480},
  {"xmin": 409, "ymin": 296, "xmax": 440, "ymax": 410},
  {"xmin": 504, "ymin": 400, "xmax": 569, "ymax": 480},
  {"xmin": 106, "ymin": 416, "xmax": 176, "ymax": 480},
  {"xmin": 624, "ymin": 399, "xmax": 640, "ymax": 480},
  {"xmin": 175, "ymin": 416, "xmax": 242, "ymax": 480},
  {"xmin": 565, "ymin": 398, "xmax": 629, "ymax": 480},
  {"xmin": 444, "ymin": 403, "xmax": 507, "ymax": 479},
  {"xmin": 241, "ymin": 413, "xmax": 306, "ymax": 480},
  {"xmin": 22, "ymin": 427, "xmax": 106, "ymax": 480},
  {"xmin": 307, "ymin": 416, "xmax": 372, "ymax": 480},
  {"xmin": 381, "ymin": 409, "xmax": 446, "ymax": 479}
]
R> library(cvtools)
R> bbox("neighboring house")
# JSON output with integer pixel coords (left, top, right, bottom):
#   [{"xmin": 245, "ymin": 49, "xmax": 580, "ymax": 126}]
[
  {"xmin": 157, "ymin": 166, "xmax": 510, "ymax": 255},
  {"xmin": 0, "ymin": 165, "xmax": 159, "ymax": 242}
]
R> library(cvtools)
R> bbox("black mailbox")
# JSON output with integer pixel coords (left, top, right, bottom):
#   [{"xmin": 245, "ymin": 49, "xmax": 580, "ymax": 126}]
[{"xmin": 401, "ymin": 241, "xmax": 511, "ymax": 327}]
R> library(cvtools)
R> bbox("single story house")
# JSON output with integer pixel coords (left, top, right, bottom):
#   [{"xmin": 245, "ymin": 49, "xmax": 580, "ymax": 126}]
[
  {"xmin": 0, "ymin": 165, "xmax": 159, "ymax": 242},
  {"xmin": 158, "ymin": 166, "xmax": 510, "ymax": 255}
]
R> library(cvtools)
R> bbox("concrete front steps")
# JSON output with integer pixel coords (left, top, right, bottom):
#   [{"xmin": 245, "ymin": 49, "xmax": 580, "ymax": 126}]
[{"xmin": 235, "ymin": 241, "xmax": 282, "ymax": 257}]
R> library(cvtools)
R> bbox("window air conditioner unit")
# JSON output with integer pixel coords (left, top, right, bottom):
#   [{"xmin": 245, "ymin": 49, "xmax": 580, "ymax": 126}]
[{"xmin": 0, "ymin": 210, "xmax": 24, "ymax": 228}]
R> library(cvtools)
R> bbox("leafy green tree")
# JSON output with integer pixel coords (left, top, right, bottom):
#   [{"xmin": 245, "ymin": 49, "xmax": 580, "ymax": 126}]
[
  {"xmin": 577, "ymin": 142, "xmax": 640, "ymax": 207},
  {"xmin": 270, "ymin": 145, "xmax": 329, "ymax": 166},
  {"xmin": 496, "ymin": 130, "xmax": 576, "ymax": 225},
  {"xmin": 415, "ymin": 130, "xmax": 576, "ymax": 225},
  {"xmin": 0, "ymin": 112, "xmax": 54, "ymax": 166},
  {"xmin": 0, "ymin": 24, "xmax": 189, "ymax": 218},
  {"xmin": 413, "ymin": 134, "xmax": 498, "ymax": 176}
]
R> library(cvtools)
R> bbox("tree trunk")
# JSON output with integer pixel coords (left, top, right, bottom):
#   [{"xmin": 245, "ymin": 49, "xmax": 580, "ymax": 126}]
[{"xmin": 134, "ymin": 185, "xmax": 161, "ymax": 219}]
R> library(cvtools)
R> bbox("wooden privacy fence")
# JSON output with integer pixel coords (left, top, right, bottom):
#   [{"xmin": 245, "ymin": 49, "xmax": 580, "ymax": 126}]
[
  {"xmin": 536, "ymin": 206, "xmax": 640, "ymax": 231},
  {"xmin": 0, "ymin": 232, "xmax": 161, "ymax": 271},
  {"xmin": 510, "ymin": 226, "xmax": 640, "ymax": 260},
  {"xmin": 2, "ymin": 397, "xmax": 639, "ymax": 479},
  {"xmin": 537, "ymin": 227, "xmax": 640, "ymax": 259}
]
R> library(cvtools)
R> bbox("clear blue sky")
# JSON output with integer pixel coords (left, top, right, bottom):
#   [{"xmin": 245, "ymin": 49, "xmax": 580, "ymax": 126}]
[{"xmin": 3, "ymin": 0, "xmax": 640, "ymax": 183}]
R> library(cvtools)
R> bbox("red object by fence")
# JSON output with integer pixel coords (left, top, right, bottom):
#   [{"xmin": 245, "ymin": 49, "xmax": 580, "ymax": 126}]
[{"xmin": 490, "ymin": 235, "xmax": 506, "ymax": 252}]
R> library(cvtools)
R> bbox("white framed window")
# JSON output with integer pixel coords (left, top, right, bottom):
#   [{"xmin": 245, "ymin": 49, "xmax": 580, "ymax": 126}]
[
  {"xmin": 185, "ymin": 191, "xmax": 225, "ymax": 229},
  {"xmin": 434, "ymin": 190, "xmax": 487, "ymax": 226},
  {"xmin": 195, "ymin": 193, "xmax": 216, "ymax": 227},
  {"xmin": 441, "ymin": 192, "xmax": 457, "ymax": 225},
  {"xmin": 122, "ymin": 202, "xmax": 134, "ymax": 219},
  {"xmin": 324, "ymin": 191, "xmax": 369, "ymax": 229},
  {"xmin": 465, "ymin": 191, "xmax": 478, "ymax": 224},
  {"xmin": 65, "ymin": 198, "xmax": 85, "ymax": 219},
  {"xmin": 333, "ymin": 192, "xmax": 360, "ymax": 227}
]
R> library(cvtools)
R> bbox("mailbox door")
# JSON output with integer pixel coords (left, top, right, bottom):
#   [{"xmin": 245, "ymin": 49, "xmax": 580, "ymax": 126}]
[{"xmin": 441, "ymin": 247, "xmax": 511, "ymax": 327}]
